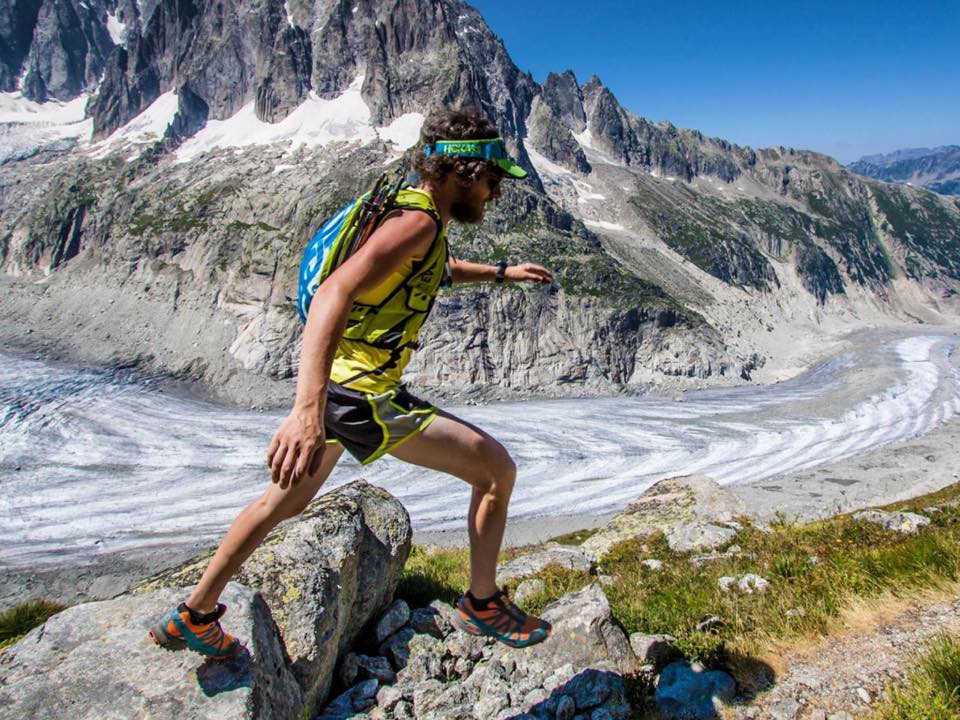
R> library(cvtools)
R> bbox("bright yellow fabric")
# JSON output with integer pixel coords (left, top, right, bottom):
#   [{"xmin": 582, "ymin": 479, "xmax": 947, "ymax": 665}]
[{"xmin": 329, "ymin": 188, "xmax": 446, "ymax": 393}]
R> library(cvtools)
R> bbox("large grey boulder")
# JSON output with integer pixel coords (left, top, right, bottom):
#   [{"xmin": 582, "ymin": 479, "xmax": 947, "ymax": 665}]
[
  {"xmin": 655, "ymin": 660, "xmax": 736, "ymax": 718},
  {"xmin": 134, "ymin": 480, "xmax": 412, "ymax": 714},
  {"xmin": 582, "ymin": 475, "xmax": 747, "ymax": 558},
  {"xmin": 496, "ymin": 544, "xmax": 595, "ymax": 583},
  {"xmin": 0, "ymin": 583, "xmax": 302, "ymax": 720}
]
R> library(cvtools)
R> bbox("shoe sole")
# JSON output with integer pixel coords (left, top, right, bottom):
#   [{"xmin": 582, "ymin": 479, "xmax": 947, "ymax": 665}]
[{"xmin": 149, "ymin": 624, "xmax": 187, "ymax": 651}]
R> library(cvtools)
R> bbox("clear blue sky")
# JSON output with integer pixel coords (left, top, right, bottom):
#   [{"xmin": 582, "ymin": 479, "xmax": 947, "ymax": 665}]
[{"xmin": 470, "ymin": 0, "xmax": 959, "ymax": 164}]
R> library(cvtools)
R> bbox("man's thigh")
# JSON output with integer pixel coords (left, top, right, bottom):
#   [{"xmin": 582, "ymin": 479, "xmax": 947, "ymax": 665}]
[{"xmin": 388, "ymin": 410, "xmax": 513, "ymax": 483}]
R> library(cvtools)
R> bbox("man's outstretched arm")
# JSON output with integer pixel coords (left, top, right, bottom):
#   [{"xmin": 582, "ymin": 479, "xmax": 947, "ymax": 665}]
[{"xmin": 449, "ymin": 257, "xmax": 553, "ymax": 285}]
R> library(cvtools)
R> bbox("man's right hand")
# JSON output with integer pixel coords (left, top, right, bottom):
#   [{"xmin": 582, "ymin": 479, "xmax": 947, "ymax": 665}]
[{"xmin": 267, "ymin": 406, "xmax": 326, "ymax": 489}]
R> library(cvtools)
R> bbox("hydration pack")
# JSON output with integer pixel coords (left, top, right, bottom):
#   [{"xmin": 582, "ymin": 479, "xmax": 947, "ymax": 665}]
[{"xmin": 297, "ymin": 173, "xmax": 405, "ymax": 324}]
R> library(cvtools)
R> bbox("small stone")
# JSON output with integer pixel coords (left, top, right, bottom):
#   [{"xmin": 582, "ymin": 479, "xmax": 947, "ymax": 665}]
[
  {"xmin": 808, "ymin": 555, "xmax": 821, "ymax": 565},
  {"xmin": 453, "ymin": 657, "xmax": 474, "ymax": 677},
  {"xmin": 828, "ymin": 713, "xmax": 854, "ymax": 720},
  {"xmin": 445, "ymin": 630, "xmax": 487, "ymax": 661},
  {"xmin": 923, "ymin": 506, "xmax": 941, "ymax": 514},
  {"xmin": 351, "ymin": 679, "xmax": 379, "ymax": 711},
  {"xmin": 807, "ymin": 711, "xmax": 826, "ymax": 720},
  {"xmin": 696, "ymin": 616, "xmax": 724, "ymax": 633},
  {"xmin": 785, "ymin": 607, "xmax": 806, "ymax": 619},
  {"xmin": 628, "ymin": 632, "xmax": 676, "ymax": 664},
  {"xmin": 641, "ymin": 559, "xmax": 663, "ymax": 571},
  {"xmin": 737, "ymin": 573, "xmax": 770, "ymax": 594},
  {"xmin": 768, "ymin": 697, "xmax": 801, "ymax": 719},
  {"xmin": 356, "ymin": 654, "xmax": 397, "ymax": 684},
  {"xmin": 379, "ymin": 627, "xmax": 415, "ymax": 670},
  {"xmin": 400, "ymin": 650, "xmax": 444, "ymax": 683},
  {"xmin": 409, "ymin": 600, "xmax": 456, "ymax": 639},
  {"xmin": 718, "ymin": 576, "xmax": 736, "ymax": 592},
  {"xmin": 375, "ymin": 599, "xmax": 411, "ymax": 643},
  {"xmin": 375, "ymin": 684, "xmax": 402, "ymax": 711},
  {"xmin": 856, "ymin": 686, "xmax": 871, "ymax": 703},
  {"xmin": 725, "ymin": 543, "xmax": 742, "ymax": 554}
]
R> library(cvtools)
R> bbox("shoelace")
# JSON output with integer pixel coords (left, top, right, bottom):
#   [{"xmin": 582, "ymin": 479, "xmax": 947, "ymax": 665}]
[{"xmin": 489, "ymin": 589, "xmax": 529, "ymax": 625}]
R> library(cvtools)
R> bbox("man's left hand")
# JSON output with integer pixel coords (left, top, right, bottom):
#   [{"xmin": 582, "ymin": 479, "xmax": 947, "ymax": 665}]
[{"xmin": 505, "ymin": 263, "xmax": 553, "ymax": 284}]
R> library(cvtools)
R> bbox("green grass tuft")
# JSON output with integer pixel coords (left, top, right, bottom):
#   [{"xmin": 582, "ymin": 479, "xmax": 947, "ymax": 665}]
[
  {"xmin": 0, "ymin": 599, "xmax": 67, "ymax": 651},
  {"xmin": 871, "ymin": 631, "xmax": 960, "ymax": 719}
]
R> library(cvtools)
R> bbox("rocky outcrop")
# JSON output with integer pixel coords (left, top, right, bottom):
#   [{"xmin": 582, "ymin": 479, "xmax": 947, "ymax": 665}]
[
  {"xmin": 581, "ymin": 475, "xmax": 747, "ymax": 559},
  {"xmin": 133, "ymin": 480, "xmax": 413, "ymax": 712},
  {"xmin": 852, "ymin": 509, "xmax": 932, "ymax": 534},
  {"xmin": 0, "ymin": 0, "xmax": 44, "ymax": 91},
  {"xmin": 323, "ymin": 583, "xmax": 637, "ymax": 720},
  {"xmin": 0, "ymin": 583, "xmax": 304, "ymax": 720},
  {"xmin": 16, "ymin": 0, "xmax": 115, "ymax": 101}
]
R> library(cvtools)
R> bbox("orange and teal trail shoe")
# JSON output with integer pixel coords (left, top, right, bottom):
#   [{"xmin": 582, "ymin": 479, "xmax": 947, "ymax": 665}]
[
  {"xmin": 149, "ymin": 602, "xmax": 240, "ymax": 659},
  {"xmin": 454, "ymin": 589, "xmax": 551, "ymax": 648}
]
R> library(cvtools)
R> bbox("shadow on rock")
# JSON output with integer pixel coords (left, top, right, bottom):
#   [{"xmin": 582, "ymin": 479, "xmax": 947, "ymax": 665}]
[
  {"xmin": 196, "ymin": 645, "xmax": 254, "ymax": 697},
  {"xmin": 514, "ymin": 667, "xmax": 630, "ymax": 719}
]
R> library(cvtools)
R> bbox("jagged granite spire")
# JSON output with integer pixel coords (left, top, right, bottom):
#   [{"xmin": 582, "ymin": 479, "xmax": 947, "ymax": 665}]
[{"xmin": 83, "ymin": 0, "xmax": 538, "ymax": 143}]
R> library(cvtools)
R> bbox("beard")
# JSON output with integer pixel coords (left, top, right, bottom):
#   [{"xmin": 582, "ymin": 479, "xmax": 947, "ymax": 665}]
[
  {"xmin": 450, "ymin": 182, "xmax": 486, "ymax": 224},
  {"xmin": 450, "ymin": 200, "xmax": 485, "ymax": 224}
]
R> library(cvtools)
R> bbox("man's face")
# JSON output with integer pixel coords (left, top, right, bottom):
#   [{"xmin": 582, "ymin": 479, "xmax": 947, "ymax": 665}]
[{"xmin": 451, "ymin": 170, "xmax": 503, "ymax": 224}]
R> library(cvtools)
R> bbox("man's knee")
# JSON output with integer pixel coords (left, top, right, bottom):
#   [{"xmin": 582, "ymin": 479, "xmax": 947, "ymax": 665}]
[{"xmin": 476, "ymin": 441, "xmax": 516, "ymax": 496}]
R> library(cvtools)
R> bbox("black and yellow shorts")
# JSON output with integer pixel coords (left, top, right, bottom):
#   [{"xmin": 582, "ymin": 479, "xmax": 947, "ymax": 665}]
[{"xmin": 324, "ymin": 381, "xmax": 438, "ymax": 465}]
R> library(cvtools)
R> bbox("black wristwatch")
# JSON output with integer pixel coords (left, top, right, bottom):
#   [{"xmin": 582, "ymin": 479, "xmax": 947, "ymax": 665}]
[{"xmin": 494, "ymin": 259, "xmax": 508, "ymax": 284}]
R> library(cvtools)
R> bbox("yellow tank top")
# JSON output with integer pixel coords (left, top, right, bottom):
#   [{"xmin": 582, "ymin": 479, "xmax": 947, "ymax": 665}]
[{"xmin": 330, "ymin": 188, "xmax": 448, "ymax": 393}]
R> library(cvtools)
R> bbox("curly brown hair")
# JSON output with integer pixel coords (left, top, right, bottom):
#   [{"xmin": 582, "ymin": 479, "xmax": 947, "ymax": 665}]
[{"xmin": 414, "ymin": 108, "xmax": 502, "ymax": 186}]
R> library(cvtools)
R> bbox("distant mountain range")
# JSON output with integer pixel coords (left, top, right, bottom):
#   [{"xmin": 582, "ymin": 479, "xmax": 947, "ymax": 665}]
[
  {"xmin": 848, "ymin": 146, "xmax": 960, "ymax": 196},
  {"xmin": 1, "ymin": 0, "xmax": 959, "ymax": 405}
]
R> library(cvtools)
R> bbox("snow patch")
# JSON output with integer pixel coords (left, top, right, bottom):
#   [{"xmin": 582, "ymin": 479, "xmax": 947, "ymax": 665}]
[
  {"xmin": 106, "ymin": 12, "xmax": 126, "ymax": 46},
  {"xmin": 526, "ymin": 144, "xmax": 573, "ymax": 179},
  {"xmin": 272, "ymin": 164, "xmax": 296, "ymax": 175},
  {"xmin": 176, "ymin": 77, "xmax": 423, "ymax": 163},
  {"xmin": 284, "ymin": 0, "xmax": 295, "ymax": 27},
  {"xmin": 176, "ymin": 76, "xmax": 374, "ymax": 163},
  {"xmin": 89, "ymin": 91, "xmax": 179, "ymax": 158},
  {"xmin": 0, "ymin": 92, "xmax": 88, "ymax": 125},
  {"xmin": 584, "ymin": 219, "xmax": 627, "ymax": 231},
  {"xmin": 574, "ymin": 129, "xmax": 595, "ymax": 149},
  {"xmin": 376, "ymin": 112, "xmax": 424, "ymax": 150}
]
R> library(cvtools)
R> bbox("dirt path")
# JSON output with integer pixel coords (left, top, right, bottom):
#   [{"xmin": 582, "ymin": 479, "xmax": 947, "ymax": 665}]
[{"xmin": 725, "ymin": 592, "xmax": 960, "ymax": 719}]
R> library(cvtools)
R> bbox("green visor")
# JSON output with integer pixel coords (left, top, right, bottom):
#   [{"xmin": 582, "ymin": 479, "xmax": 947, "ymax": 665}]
[{"xmin": 424, "ymin": 137, "xmax": 528, "ymax": 179}]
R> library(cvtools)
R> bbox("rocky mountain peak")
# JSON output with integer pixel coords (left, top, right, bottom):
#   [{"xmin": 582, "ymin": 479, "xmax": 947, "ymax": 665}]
[{"xmin": 79, "ymin": 0, "xmax": 539, "ymax": 144}]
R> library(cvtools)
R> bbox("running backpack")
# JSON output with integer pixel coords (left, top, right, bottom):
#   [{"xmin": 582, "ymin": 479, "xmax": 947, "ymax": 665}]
[{"xmin": 297, "ymin": 173, "xmax": 405, "ymax": 324}]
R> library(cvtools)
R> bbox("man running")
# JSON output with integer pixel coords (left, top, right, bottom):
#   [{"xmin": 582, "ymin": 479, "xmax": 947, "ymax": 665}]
[{"xmin": 150, "ymin": 108, "xmax": 555, "ymax": 658}]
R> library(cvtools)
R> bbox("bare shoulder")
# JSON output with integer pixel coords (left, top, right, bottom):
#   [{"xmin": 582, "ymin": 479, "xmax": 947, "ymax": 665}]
[{"xmin": 370, "ymin": 208, "xmax": 439, "ymax": 256}]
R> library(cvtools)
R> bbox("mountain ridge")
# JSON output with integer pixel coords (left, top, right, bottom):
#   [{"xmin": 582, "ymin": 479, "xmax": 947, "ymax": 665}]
[
  {"xmin": 848, "ymin": 145, "xmax": 960, "ymax": 196},
  {"xmin": 0, "ymin": 0, "xmax": 958, "ymax": 405}
]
